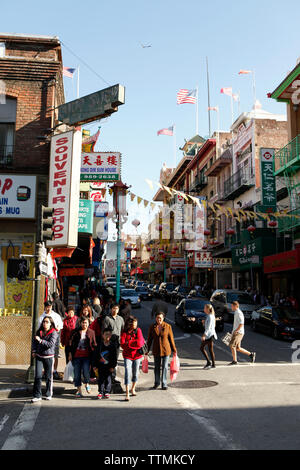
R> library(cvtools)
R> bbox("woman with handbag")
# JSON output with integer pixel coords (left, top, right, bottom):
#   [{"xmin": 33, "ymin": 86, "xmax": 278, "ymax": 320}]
[
  {"xmin": 120, "ymin": 315, "xmax": 145, "ymax": 401},
  {"xmin": 200, "ymin": 304, "xmax": 217, "ymax": 369},
  {"xmin": 146, "ymin": 312, "xmax": 177, "ymax": 391}
]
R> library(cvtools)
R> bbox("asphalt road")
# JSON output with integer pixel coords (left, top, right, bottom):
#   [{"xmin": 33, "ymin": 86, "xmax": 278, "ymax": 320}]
[{"xmin": 1, "ymin": 299, "xmax": 300, "ymax": 451}]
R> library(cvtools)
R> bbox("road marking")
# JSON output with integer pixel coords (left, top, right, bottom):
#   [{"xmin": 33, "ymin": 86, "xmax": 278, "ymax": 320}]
[
  {"xmin": 1, "ymin": 402, "xmax": 41, "ymax": 450},
  {"xmin": 0, "ymin": 415, "xmax": 9, "ymax": 433},
  {"xmin": 174, "ymin": 333, "xmax": 191, "ymax": 341},
  {"xmin": 169, "ymin": 390, "xmax": 243, "ymax": 450},
  {"xmin": 227, "ymin": 381, "xmax": 300, "ymax": 386}
]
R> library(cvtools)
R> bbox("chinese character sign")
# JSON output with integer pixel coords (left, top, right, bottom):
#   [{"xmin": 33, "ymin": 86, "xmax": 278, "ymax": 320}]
[
  {"xmin": 260, "ymin": 149, "xmax": 276, "ymax": 211},
  {"xmin": 81, "ymin": 152, "xmax": 121, "ymax": 181}
]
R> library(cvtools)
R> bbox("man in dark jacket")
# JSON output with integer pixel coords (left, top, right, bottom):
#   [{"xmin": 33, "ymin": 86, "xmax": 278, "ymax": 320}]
[
  {"xmin": 51, "ymin": 292, "xmax": 66, "ymax": 319},
  {"xmin": 151, "ymin": 299, "xmax": 168, "ymax": 318},
  {"xmin": 92, "ymin": 328, "xmax": 117, "ymax": 399}
]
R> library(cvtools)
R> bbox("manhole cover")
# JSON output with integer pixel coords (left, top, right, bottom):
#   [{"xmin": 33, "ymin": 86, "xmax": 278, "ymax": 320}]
[{"xmin": 169, "ymin": 380, "xmax": 218, "ymax": 389}]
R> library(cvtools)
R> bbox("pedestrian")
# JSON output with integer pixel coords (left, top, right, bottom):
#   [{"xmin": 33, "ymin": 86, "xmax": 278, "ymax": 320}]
[
  {"xmin": 151, "ymin": 298, "xmax": 168, "ymax": 319},
  {"xmin": 228, "ymin": 301, "xmax": 256, "ymax": 365},
  {"xmin": 31, "ymin": 315, "xmax": 58, "ymax": 402},
  {"xmin": 76, "ymin": 305, "xmax": 94, "ymax": 328},
  {"xmin": 51, "ymin": 292, "xmax": 66, "ymax": 319},
  {"xmin": 120, "ymin": 315, "xmax": 145, "ymax": 401},
  {"xmin": 69, "ymin": 317, "xmax": 97, "ymax": 397},
  {"xmin": 39, "ymin": 301, "xmax": 63, "ymax": 380},
  {"xmin": 200, "ymin": 304, "xmax": 217, "ymax": 369},
  {"xmin": 146, "ymin": 312, "xmax": 177, "ymax": 390},
  {"xmin": 102, "ymin": 303, "xmax": 125, "ymax": 384},
  {"xmin": 274, "ymin": 289, "xmax": 280, "ymax": 306},
  {"xmin": 61, "ymin": 306, "xmax": 78, "ymax": 363},
  {"xmin": 119, "ymin": 299, "xmax": 132, "ymax": 321},
  {"xmin": 93, "ymin": 328, "xmax": 117, "ymax": 399},
  {"xmin": 92, "ymin": 297, "xmax": 102, "ymax": 318}
]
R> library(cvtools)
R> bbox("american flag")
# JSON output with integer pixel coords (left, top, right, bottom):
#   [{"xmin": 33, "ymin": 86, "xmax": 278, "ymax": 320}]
[
  {"xmin": 157, "ymin": 126, "xmax": 174, "ymax": 136},
  {"xmin": 220, "ymin": 87, "xmax": 232, "ymax": 97},
  {"xmin": 63, "ymin": 66, "xmax": 76, "ymax": 78},
  {"xmin": 238, "ymin": 70, "xmax": 252, "ymax": 75},
  {"xmin": 177, "ymin": 89, "xmax": 197, "ymax": 104}
]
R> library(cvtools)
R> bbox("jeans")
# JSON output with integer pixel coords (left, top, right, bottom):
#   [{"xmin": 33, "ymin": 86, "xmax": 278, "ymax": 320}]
[
  {"xmin": 98, "ymin": 366, "xmax": 112, "ymax": 394},
  {"xmin": 124, "ymin": 358, "xmax": 141, "ymax": 386},
  {"xmin": 33, "ymin": 356, "xmax": 54, "ymax": 398},
  {"xmin": 72, "ymin": 357, "xmax": 90, "ymax": 387},
  {"xmin": 154, "ymin": 355, "xmax": 170, "ymax": 388}
]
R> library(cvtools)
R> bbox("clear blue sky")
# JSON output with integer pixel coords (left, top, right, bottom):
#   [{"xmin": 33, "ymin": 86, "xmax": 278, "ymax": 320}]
[{"xmin": 2, "ymin": 0, "xmax": 300, "ymax": 234}]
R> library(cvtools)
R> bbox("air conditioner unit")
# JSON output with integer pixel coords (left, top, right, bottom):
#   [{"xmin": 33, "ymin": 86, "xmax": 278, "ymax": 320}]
[{"xmin": 256, "ymin": 220, "xmax": 264, "ymax": 228}]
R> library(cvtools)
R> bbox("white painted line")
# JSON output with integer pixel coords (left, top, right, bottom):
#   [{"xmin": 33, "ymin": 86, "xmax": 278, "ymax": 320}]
[
  {"xmin": 1, "ymin": 402, "xmax": 41, "ymax": 450},
  {"xmin": 169, "ymin": 390, "xmax": 243, "ymax": 450},
  {"xmin": 227, "ymin": 381, "xmax": 300, "ymax": 386},
  {"xmin": 0, "ymin": 415, "xmax": 9, "ymax": 433},
  {"xmin": 174, "ymin": 333, "xmax": 191, "ymax": 341}
]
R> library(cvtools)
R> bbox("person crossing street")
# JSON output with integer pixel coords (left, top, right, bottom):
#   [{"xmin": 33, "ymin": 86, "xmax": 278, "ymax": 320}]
[{"xmin": 228, "ymin": 301, "xmax": 256, "ymax": 365}]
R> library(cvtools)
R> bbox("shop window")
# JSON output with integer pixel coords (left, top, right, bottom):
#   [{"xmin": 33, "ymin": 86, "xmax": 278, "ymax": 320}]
[{"xmin": 0, "ymin": 97, "xmax": 16, "ymax": 166}]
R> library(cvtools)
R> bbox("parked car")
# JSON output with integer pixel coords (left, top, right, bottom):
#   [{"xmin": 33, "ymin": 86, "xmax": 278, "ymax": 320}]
[
  {"xmin": 175, "ymin": 298, "xmax": 224, "ymax": 332},
  {"xmin": 106, "ymin": 277, "xmax": 116, "ymax": 287},
  {"xmin": 170, "ymin": 285, "xmax": 190, "ymax": 304},
  {"xmin": 135, "ymin": 286, "xmax": 152, "ymax": 301},
  {"xmin": 210, "ymin": 289, "xmax": 256, "ymax": 323},
  {"xmin": 158, "ymin": 282, "xmax": 176, "ymax": 301},
  {"xmin": 152, "ymin": 284, "xmax": 160, "ymax": 297},
  {"xmin": 188, "ymin": 288, "xmax": 206, "ymax": 299},
  {"xmin": 147, "ymin": 284, "xmax": 154, "ymax": 292},
  {"xmin": 251, "ymin": 305, "xmax": 300, "ymax": 340},
  {"xmin": 120, "ymin": 289, "xmax": 141, "ymax": 308}
]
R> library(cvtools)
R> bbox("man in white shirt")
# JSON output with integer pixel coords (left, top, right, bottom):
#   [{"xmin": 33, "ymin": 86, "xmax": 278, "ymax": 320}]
[
  {"xmin": 39, "ymin": 301, "xmax": 64, "ymax": 379},
  {"xmin": 228, "ymin": 301, "xmax": 256, "ymax": 365}
]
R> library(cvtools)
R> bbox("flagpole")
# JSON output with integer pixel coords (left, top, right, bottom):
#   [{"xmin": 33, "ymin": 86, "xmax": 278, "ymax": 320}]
[
  {"xmin": 196, "ymin": 86, "xmax": 199, "ymax": 135},
  {"xmin": 230, "ymin": 93, "xmax": 234, "ymax": 125},
  {"xmin": 173, "ymin": 124, "xmax": 177, "ymax": 168},
  {"xmin": 77, "ymin": 65, "xmax": 80, "ymax": 99},
  {"xmin": 206, "ymin": 57, "xmax": 211, "ymax": 137},
  {"xmin": 216, "ymin": 106, "xmax": 220, "ymax": 158}
]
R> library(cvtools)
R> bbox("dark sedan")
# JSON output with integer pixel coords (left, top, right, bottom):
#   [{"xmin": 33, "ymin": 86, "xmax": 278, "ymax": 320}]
[
  {"xmin": 251, "ymin": 305, "xmax": 300, "ymax": 340},
  {"xmin": 135, "ymin": 286, "xmax": 153, "ymax": 301},
  {"xmin": 170, "ymin": 286, "xmax": 190, "ymax": 304},
  {"xmin": 175, "ymin": 298, "xmax": 224, "ymax": 332},
  {"xmin": 152, "ymin": 284, "xmax": 160, "ymax": 297}
]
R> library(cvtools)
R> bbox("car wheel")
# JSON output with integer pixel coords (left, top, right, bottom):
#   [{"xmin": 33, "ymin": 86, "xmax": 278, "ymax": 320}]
[{"xmin": 273, "ymin": 326, "xmax": 279, "ymax": 340}]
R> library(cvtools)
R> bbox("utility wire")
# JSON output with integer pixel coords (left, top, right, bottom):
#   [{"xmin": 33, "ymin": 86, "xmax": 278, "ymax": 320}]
[{"xmin": 60, "ymin": 40, "xmax": 111, "ymax": 87}]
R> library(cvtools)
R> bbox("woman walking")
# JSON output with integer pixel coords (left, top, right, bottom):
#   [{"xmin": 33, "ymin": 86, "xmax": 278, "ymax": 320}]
[
  {"xmin": 200, "ymin": 304, "xmax": 217, "ymax": 369},
  {"xmin": 31, "ymin": 316, "xmax": 58, "ymax": 402},
  {"xmin": 69, "ymin": 317, "xmax": 97, "ymax": 397},
  {"xmin": 120, "ymin": 315, "xmax": 145, "ymax": 401},
  {"xmin": 76, "ymin": 305, "xmax": 94, "ymax": 328},
  {"xmin": 61, "ymin": 306, "xmax": 78, "ymax": 363},
  {"xmin": 147, "ymin": 312, "xmax": 177, "ymax": 390}
]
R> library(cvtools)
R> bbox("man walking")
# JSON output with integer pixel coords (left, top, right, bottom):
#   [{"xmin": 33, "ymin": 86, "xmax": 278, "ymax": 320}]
[
  {"xmin": 102, "ymin": 303, "xmax": 124, "ymax": 384},
  {"xmin": 39, "ymin": 301, "xmax": 64, "ymax": 379},
  {"xmin": 151, "ymin": 298, "xmax": 168, "ymax": 319},
  {"xmin": 228, "ymin": 301, "xmax": 256, "ymax": 365}
]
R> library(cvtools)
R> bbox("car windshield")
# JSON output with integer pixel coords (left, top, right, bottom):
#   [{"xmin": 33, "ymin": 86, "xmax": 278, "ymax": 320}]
[
  {"xmin": 121, "ymin": 290, "xmax": 137, "ymax": 297},
  {"xmin": 185, "ymin": 300, "xmax": 209, "ymax": 310},
  {"xmin": 136, "ymin": 287, "xmax": 146, "ymax": 292},
  {"xmin": 166, "ymin": 284, "xmax": 175, "ymax": 290},
  {"xmin": 227, "ymin": 293, "xmax": 255, "ymax": 305},
  {"xmin": 274, "ymin": 307, "xmax": 300, "ymax": 321}
]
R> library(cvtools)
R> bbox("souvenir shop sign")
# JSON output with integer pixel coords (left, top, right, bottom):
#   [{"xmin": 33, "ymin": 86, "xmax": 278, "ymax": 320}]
[
  {"xmin": 80, "ymin": 152, "xmax": 121, "ymax": 182},
  {"xmin": 0, "ymin": 175, "xmax": 36, "ymax": 219},
  {"xmin": 78, "ymin": 199, "xmax": 94, "ymax": 234},
  {"xmin": 47, "ymin": 130, "xmax": 82, "ymax": 248},
  {"xmin": 259, "ymin": 148, "xmax": 276, "ymax": 213}
]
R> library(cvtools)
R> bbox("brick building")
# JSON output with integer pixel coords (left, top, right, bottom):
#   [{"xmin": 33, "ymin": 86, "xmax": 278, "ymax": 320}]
[{"xmin": 0, "ymin": 33, "xmax": 64, "ymax": 316}]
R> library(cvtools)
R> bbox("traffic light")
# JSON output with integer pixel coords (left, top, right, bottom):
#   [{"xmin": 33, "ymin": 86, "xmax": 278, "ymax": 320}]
[{"xmin": 41, "ymin": 205, "xmax": 54, "ymax": 241}]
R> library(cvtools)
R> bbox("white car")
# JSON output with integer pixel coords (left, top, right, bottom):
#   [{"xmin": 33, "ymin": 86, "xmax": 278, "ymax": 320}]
[
  {"xmin": 120, "ymin": 289, "xmax": 141, "ymax": 308},
  {"xmin": 106, "ymin": 277, "xmax": 116, "ymax": 287}
]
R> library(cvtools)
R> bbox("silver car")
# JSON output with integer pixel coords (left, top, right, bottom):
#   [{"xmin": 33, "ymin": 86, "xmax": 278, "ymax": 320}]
[
  {"xmin": 120, "ymin": 289, "xmax": 141, "ymax": 308},
  {"xmin": 210, "ymin": 289, "xmax": 257, "ymax": 323}
]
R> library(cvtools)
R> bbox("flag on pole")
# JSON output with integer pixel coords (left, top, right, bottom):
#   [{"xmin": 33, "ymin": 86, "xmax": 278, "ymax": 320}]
[
  {"xmin": 177, "ymin": 89, "xmax": 197, "ymax": 104},
  {"xmin": 82, "ymin": 128, "xmax": 101, "ymax": 152},
  {"xmin": 238, "ymin": 70, "xmax": 252, "ymax": 75},
  {"xmin": 232, "ymin": 93, "xmax": 240, "ymax": 102},
  {"xmin": 220, "ymin": 87, "xmax": 233, "ymax": 96},
  {"xmin": 63, "ymin": 66, "xmax": 76, "ymax": 78},
  {"xmin": 157, "ymin": 126, "xmax": 174, "ymax": 136},
  {"xmin": 208, "ymin": 106, "xmax": 219, "ymax": 111}
]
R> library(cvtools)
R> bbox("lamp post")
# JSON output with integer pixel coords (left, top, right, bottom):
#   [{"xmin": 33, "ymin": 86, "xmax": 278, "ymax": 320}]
[{"xmin": 110, "ymin": 181, "xmax": 129, "ymax": 303}]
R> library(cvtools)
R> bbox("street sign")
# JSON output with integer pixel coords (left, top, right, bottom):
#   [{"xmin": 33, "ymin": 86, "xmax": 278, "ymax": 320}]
[
  {"xmin": 80, "ymin": 152, "xmax": 121, "ymax": 182},
  {"xmin": 58, "ymin": 84, "xmax": 125, "ymax": 126},
  {"xmin": 260, "ymin": 148, "xmax": 276, "ymax": 213},
  {"xmin": 39, "ymin": 261, "xmax": 48, "ymax": 277}
]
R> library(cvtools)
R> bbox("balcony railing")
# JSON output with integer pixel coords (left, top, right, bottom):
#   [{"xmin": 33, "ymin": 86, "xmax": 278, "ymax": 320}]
[
  {"xmin": 0, "ymin": 145, "xmax": 14, "ymax": 167},
  {"xmin": 223, "ymin": 167, "xmax": 254, "ymax": 200},
  {"xmin": 274, "ymin": 134, "xmax": 300, "ymax": 176},
  {"xmin": 190, "ymin": 174, "xmax": 208, "ymax": 192},
  {"xmin": 278, "ymin": 206, "xmax": 300, "ymax": 232}
]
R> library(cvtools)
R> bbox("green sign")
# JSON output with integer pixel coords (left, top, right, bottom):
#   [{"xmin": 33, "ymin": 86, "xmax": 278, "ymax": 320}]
[
  {"xmin": 80, "ymin": 174, "xmax": 119, "ymax": 181},
  {"xmin": 232, "ymin": 236, "xmax": 276, "ymax": 272},
  {"xmin": 260, "ymin": 148, "xmax": 277, "ymax": 212},
  {"xmin": 58, "ymin": 84, "xmax": 125, "ymax": 126},
  {"xmin": 78, "ymin": 199, "xmax": 94, "ymax": 234}
]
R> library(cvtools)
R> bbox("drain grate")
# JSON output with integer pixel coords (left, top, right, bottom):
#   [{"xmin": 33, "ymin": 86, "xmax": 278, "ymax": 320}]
[{"xmin": 169, "ymin": 380, "xmax": 218, "ymax": 389}]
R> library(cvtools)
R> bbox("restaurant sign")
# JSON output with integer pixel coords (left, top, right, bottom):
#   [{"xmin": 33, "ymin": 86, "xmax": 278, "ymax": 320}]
[{"xmin": 80, "ymin": 152, "xmax": 121, "ymax": 182}]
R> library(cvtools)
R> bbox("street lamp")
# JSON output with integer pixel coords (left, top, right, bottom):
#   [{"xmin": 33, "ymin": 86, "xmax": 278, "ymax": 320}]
[{"xmin": 110, "ymin": 181, "xmax": 129, "ymax": 303}]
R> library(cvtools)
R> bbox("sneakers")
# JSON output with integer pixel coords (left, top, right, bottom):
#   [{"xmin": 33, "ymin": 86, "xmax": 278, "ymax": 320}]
[
  {"xmin": 75, "ymin": 391, "xmax": 82, "ymax": 398},
  {"xmin": 31, "ymin": 397, "xmax": 41, "ymax": 403},
  {"xmin": 97, "ymin": 393, "xmax": 103, "ymax": 400},
  {"xmin": 104, "ymin": 393, "xmax": 110, "ymax": 399},
  {"xmin": 53, "ymin": 371, "xmax": 60, "ymax": 380},
  {"xmin": 250, "ymin": 352, "xmax": 256, "ymax": 363},
  {"xmin": 44, "ymin": 396, "xmax": 52, "ymax": 401},
  {"xmin": 85, "ymin": 385, "xmax": 91, "ymax": 394},
  {"xmin": 203, "ymin": 363, "xmax": 212, "ymax": 370},
  {"xmin": 228, "ymin": 361, "xmax": 238, "ymax": 366}
]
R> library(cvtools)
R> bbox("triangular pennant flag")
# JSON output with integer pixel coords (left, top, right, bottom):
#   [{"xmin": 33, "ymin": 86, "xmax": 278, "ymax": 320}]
[
  {"xmin": 130, "ymin": 193, "xmax": 136, "ymax": 202},
  {"xmin": 145, "ymin": 179, "xmax": 154, "ymax": 190},
  {"xmin": 150, "ymin": 202, "xmax": 156, "ymax": 210},
  {"xmin": 208, "ymin": 202, "xmax": 216, "ymax": 213},
  {"xmin": 144, "ymin": 200, "xmax": 149, "ymax": 208},
  {"xmin": 137, "ymin": 196, "xmax": 143, "ymax": 205},
  {"xmin": 163, "ymin": 185, "xmax": 173, "ymax": 195},
  {"xmin": 109, "ymin": 188, "xmax": 113, "ymax": 196}
]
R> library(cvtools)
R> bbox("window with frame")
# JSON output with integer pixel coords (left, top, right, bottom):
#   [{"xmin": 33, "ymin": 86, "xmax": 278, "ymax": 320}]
[{"xmin": 0, "ymin": 97, "xmax": 16, "ymax": 166}]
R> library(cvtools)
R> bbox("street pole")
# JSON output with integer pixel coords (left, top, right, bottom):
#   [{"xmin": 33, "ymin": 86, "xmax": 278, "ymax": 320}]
[
  {"xmin": 185, "ymin": 251, "xmax": 188, "ymax": 288},
  {"xmin": 116, "ymin": 216, "xmax": 121, "ymax": 304},
  {"xmin": 163, "ymin": 258, "xmax": 166, "ymax": 283}
]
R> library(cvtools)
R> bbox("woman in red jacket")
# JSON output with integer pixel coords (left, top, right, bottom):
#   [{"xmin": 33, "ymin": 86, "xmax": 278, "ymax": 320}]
[
  {"xmin": 120, "ymin": 315, "xmax": 145, "ymax": 401},
  {"xmin": 61, "ymin": 307, "xmax": 78, "ymax": 363}
]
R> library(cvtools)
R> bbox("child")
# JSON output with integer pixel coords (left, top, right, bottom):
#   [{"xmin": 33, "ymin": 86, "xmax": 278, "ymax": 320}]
[{"xmin": 93, "ymin": 328, "xmax": 117, "ymax": 399}]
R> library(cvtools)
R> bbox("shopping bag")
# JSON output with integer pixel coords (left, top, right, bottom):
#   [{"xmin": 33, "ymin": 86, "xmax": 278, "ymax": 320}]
[
  {"xmin": 170, "ymin": 353, "xmax": 180, "ymax": 382},
  {"xmin": 63, "ymin": 361, "xmax": 74, "ymax": 382},
  {"xmin": 141, "ymin": 355, "xmax": 148, "ymax": 374},
  {"xmin": 221, "ymin": 332, "xmax": 232, "ymax": 347}
]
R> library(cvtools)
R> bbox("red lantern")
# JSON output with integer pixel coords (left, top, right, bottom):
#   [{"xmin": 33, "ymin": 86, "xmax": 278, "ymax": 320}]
[
  {"xmin": 268, "ymin": 220, "xmax": 277, "ymax": 228},
  {"xmin": 204, "ymin": 229, "xmax": 211, "ymax": 236},
  {"xmin": 147, "ymin": 246, "xmax": 151, "ymax": 252},
  {"xmin": 226, "ymin": 228, "xmax": 235, "ymax": 236},
  {"xmin": 247, "ymin": 225, "xmax": 256, "ymax": 233},
  {"xmin": 150, "ymin": 256, "xmax": 155, "ymax": 261}
]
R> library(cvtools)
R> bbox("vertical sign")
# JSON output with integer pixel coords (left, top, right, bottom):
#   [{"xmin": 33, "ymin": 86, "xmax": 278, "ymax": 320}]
[
  {"xmin": 78, "ymin": 199, "xmax": 94, "ymax": 234},
  {"xmin": 260, "ymin": 148, "xmax": 276, "ymax": 213},
  {"xmin": 47, "ymin": 130, "xmax": 82, "ymax": 247}
]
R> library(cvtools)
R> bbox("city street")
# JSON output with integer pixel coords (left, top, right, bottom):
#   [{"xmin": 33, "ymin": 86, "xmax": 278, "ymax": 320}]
[{"xmin": 1, "ymin": 299, "xmax": 300, "ymax": 451}]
